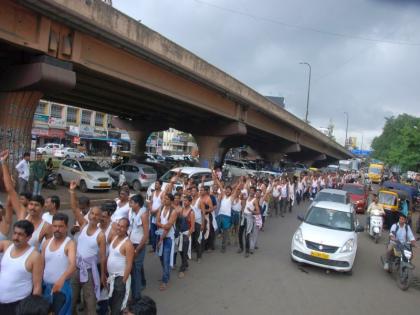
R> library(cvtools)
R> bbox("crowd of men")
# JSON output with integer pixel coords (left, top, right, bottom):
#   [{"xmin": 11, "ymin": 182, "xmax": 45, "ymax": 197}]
[{"xmin": 0, "ymin": 148, "xmax": 372, "ymax": 315}]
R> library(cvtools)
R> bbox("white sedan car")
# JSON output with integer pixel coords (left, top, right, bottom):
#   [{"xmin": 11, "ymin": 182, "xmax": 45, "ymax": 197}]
[
  {"xmin": 291, "ymin": 201, "xmax": 364, "ymax": 274},
  {"xmin": 147, "ymin": 167, "xmax": 214, "ymax": 197},
  {"xmin": 57, "ymin": 159, "xmax": 112, "ymax": 192},
  {"xmin": 54, "ymin": 147, "xmax": 86, "ymax": 159}
]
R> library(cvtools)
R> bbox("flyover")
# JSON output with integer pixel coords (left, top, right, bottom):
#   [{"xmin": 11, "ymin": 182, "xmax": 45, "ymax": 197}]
[{"xmin": 0, "ymin": 0, "xmax": 352, "ymax": 167}]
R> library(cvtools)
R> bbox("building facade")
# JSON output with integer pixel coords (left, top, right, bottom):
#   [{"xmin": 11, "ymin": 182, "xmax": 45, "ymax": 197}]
[{"xmin": 32, "ymin": 100, "xmax": 130, "ymax": 156}]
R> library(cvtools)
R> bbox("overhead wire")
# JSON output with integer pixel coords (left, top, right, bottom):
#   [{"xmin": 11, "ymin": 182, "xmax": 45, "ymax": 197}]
[{"xmin": 193, "ymin": 0, "xmax": 420, "ymax": 47}]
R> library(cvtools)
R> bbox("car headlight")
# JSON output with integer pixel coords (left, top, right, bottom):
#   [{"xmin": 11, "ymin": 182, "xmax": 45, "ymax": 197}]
[
  {"xmin": 340, "ymin": 239, "xmax": 354, "ymax": 253},
  {"xmin": 294, "ymin": 228, "xmax": 304, "ymax": 244},
  {"xmin": 404, "ymin": 250, "xmax": 412, "ymax": 260}
]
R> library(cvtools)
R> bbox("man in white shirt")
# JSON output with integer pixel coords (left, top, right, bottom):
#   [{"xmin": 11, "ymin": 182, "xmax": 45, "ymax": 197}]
[
  {"xmin": 42, "ymin": 195, "xmax": 60, "ymax": 224},
  {"xmin": 15, "ymin": 152, "xmax": 30, "ymax": 194}
]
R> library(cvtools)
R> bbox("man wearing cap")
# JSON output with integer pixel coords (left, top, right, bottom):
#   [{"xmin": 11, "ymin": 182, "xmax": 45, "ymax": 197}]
[{"xmin": 383, "ymin": 213, "xmax": 416, "ymax": 271}]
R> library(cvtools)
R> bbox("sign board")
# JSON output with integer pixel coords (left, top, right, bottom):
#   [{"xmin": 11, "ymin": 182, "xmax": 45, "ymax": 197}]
[
  {"xmin": 34, "ymin": 114, "xmax": 49, "ymax": 123},
  {"xmin": 48, "ymin": 117, "xmax": 65, "ymax": 128},
  {"xmin": 32, "ymin": 127, "xmax": 49, "ymax": 136},
  {"xmin": 73, "ymin": 136, "xmax": 80, "ymax": 144},
  {"xmin": 48, "ymin": 128, "xmax": 65, "ymax": 138},
  {"xmin": 68, "ymin": 125, "xmax": 80, "ymax": 136},
  {"xmin": 79, "ymin": 125, "xmax": 94, "ymax": 136}
]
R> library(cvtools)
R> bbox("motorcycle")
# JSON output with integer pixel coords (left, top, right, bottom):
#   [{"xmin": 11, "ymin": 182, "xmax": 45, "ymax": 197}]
[
  {"xmin": 381, "ymin": 241, "xmax": 415, "ymax": 291},
  {"xmin": 43, "ymin": 172, "xmax": 57, "ymax": 190},
  {"xmin": 368, "ymin": 212, "xmax": 384, "ymax": 243}
]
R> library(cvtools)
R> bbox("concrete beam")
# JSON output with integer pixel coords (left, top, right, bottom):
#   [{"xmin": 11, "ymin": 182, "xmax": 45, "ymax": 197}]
[
  {"xmin": 0, "ymin": 61, "xmax": 76, "ymax": 93},
  {"xmin": 112, "ymin": 117, "xmax": 169, "ymax": 132}
]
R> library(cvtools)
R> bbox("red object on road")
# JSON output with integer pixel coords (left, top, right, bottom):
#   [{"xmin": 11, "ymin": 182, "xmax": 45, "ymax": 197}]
[{"xmin": 342, "ymin": 183, "xmax": 368, "ymax": 214}]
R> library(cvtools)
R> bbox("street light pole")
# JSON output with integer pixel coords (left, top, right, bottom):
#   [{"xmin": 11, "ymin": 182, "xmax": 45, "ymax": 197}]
[
  {"xmin": 299, "ymin": 62, "xmax": 311, "ymax": 123},
  {"xmin": 344, "ymin": 112, "xmax": 349, "ymax": 148}
]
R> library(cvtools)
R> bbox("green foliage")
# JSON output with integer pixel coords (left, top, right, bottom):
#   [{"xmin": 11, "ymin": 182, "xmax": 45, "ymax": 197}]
[{"xmin": 371, "ymin": 114, "xmax": 420, "ymax": 172}]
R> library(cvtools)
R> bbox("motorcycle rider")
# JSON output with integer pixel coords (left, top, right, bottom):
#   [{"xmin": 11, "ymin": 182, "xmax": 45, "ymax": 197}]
[
  {"xmin": 366, "ymin": 194, "xmax": 385, "ymax": 231},
  {"xmin": 384, "ymin": 213, "xmax": 416, "ymax": 271}
]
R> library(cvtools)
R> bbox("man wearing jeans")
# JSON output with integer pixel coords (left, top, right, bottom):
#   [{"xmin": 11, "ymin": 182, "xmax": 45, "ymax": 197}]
[
  {"xmin": 15, "ymin": 152, "xmax": 30, "ymax": 194},
  {"xmin": 128, "ymin": 194, "xmax": 149, "ymax": 301},
  {"xmin": 31, "ymin": 154, "xmax": 46, "ymax": 197}
]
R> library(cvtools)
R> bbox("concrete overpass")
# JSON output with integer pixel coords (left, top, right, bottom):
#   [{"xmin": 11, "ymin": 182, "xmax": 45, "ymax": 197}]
[{"xmin": 0, "ymin": 0, "xmax": 352, "ymax": 167}]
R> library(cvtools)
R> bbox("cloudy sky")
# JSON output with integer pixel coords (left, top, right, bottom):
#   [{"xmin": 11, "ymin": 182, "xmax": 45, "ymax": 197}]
[{"xmin": 113, "ymin": 0, "xmax": 420, "ymax": 149}]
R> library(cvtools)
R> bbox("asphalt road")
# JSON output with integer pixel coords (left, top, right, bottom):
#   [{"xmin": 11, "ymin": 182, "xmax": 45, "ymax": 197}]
[{"xmin": 140, "ymin": 200, "xmax": 419, "ymax": 315}]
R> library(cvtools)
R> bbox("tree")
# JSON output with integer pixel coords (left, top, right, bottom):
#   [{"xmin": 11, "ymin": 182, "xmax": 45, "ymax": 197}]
[{"xmin": 371, "ymin": 114, "xmax": 420, "ymax": 172}]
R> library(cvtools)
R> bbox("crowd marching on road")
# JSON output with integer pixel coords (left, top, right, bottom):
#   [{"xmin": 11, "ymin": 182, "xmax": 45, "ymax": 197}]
[{"xmin": 0, "ymin": 149, "xmax": 417, "ymax": 314}]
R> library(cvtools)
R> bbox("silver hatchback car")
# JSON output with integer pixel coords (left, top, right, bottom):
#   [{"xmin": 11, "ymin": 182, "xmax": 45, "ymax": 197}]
[{"xmin": 108, "ymin": 163, "xmax": 157, "ymax": 191}]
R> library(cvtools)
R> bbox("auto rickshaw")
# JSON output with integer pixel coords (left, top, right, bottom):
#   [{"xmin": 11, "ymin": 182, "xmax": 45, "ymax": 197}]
[{"xmin": 378, "ymin": 188, "xmax": 411, "ymax": 229}]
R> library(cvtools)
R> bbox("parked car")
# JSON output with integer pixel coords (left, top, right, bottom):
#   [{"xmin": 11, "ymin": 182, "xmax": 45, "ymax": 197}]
[
  {"xmin": 147, "ymin": 167, "xmax": 213, "ymax": 197},
  {"xmin": 108, "ymin": 162, "xmax": 157, "ymax": 191},
  {"xmin": 342, "ymin": 183, "xmax": 368, "ymax": 214},
  {"xmin": 134, "ymin": 160, "xmax": 170, "ymax": 178},
  {"xmin": 54, "ymin": 147, "xmax": 86, "ymax": 159},
  {"xmin": 313, "ymin": 189, "xmax": 350, "ymax": 205},
  {"xmin": 223, "ymin": 159, "xmax": 256, "ymax": 177},
  {"xmin": 36, "ymin": 143, "xmax": 63, "ymax": 155},
  {"xmin": 57, "ymin": 158, "xmax": 112, "ymax": 192},
  {"xmin": 291, "ymin": 201, "xmax": 364, "ymax": 274}
]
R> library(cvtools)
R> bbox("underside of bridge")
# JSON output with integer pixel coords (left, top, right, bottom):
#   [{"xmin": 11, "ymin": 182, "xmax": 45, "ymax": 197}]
[{"xmin": 0, "ymin": 0, "xmax": 351, "ymax": 168}]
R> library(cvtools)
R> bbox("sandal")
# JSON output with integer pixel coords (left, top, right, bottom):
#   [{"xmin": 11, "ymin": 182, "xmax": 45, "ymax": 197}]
[{"xmin": 159, "ymin": 283, "xmax": 167, "ymax": 291}]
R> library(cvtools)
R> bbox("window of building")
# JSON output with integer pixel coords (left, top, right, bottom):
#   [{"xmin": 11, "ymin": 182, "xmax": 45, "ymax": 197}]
[
  {"xmin": 35, "ymin": 101, "xmax": 48, "ymax": 115},
  {"xmin": 81, "ymin": 110, "xmax": 92, "ymax": 125},
  {"xmin": 107, "ymin": 115, "xmax": 115, "ymax": 128},
  {"xmin": 95, "ymin": 112, "xmax": 104, "ymax": 127},
  {"xmin": 50, "ymin": 104, "xmax": 63, "ymax": 119},
  {"xmin": 67, "ymin": 107, "xmax": 78, "ymax": 124}
]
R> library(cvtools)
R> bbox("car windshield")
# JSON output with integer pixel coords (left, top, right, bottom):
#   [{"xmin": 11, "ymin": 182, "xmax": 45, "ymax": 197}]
[
  {"xmin": 378, "ymin": 192, "xmax": 397, "ymax": 206},
  {"xmin": 305, "ymin": 206, "xmax": 354, "ymax": 231},
  {"xmin": 369, "ymin": 167, "xmax": 381, "ymax": 174},
  {"xmin": 315, "ymin": 192, "xmax": 346, "ymax": 204},
  {"xmin": 80, "ymin": 161, "xmax": 103, "ymax": 172},
  {"xmin": 343, "ymin": 185, "xmax": 364, "ymax": 195},
  {"xmin": 160, "ymin": 170, "xmax": 188, "ymax": 183}
]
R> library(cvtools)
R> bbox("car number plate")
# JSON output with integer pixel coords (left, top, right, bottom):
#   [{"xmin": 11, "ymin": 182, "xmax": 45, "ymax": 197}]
[
  {"xmin": 99, "ymin": 183, "xmax": 109, "ymax": 187},
  {"xmin": 310, "ymin": 251, "xmax": 329, "ymax": 259}
]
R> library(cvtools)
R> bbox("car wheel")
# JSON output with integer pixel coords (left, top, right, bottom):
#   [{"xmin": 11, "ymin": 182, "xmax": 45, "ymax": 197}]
[
  {"xmin": 133, "ymin": 180, "xmax": 142, "ymax": 192},
  {"xmin": 57, "ymin": 174, "xmax": 64, "ymax": 186},
  {"xmin": 79, "ymin": 180, "xmax": 88, "ymax": 193}
]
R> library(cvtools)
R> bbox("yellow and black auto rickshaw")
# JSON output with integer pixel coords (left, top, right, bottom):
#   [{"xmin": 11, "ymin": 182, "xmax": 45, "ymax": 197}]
[{"xmin": 378, "ymin": 188, "xmax": 411, "ymax": 229}]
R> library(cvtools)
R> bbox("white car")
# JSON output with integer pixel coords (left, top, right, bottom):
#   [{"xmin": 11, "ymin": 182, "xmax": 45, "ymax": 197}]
[
  {"xmin": 223, "ymin": 159, "xmax": 256, "ymax": 177},
  {"xmin": 36, "ymin": 143, "xmax": 63, "ymax": 155},
  {"xmin": 57, "ymin": 158, "xmax": 112, "ymax": 192},
  {"xmin": 147, "ymin": 167, "xmax": 214, "ymax": 197},
  {"xmin": 291, "ymin": 201, "xmax": 364, "ymax": 274},
  {"xmin": 54, "ymin": 147, "xmax": 86, "ymax": 159}
]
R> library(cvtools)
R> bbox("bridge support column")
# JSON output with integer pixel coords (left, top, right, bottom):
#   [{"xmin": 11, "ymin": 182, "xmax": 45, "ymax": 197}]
[
  {"xmin": 127, "ymin": 130, "xmax": 149, "ymax": 156},
  {"xmin": 195, "ymin": 135, "xmax": 225, "ymax": 168},
  {"xmin": 0, "ymin": 91, "xmax": 43, "ymax": 167},
  {"xmin": 0, "ymin": 57, "xmax": 76, "ymax": 168}
]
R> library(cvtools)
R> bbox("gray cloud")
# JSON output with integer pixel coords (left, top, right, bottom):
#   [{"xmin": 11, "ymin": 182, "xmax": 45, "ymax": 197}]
[{"xmin": 113, "ymin": 0, "xmax": 420, "ymax": 148}]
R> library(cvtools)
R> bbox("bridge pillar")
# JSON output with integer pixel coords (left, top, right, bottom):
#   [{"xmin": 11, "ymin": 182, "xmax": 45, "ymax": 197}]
[
  {"xmin": 127, "ymin": 130, "xmax": 149, "ymax": 156},
  {"xmin": 0, "ymin": 91, "xmax": 43, "ymax": 167},
  {"xmin": 0, "ymin": 57, "xmax": 76, "ymax": 168},
  {"xmin": 195, "ymin": 135, "xmax": 225, "ymax": 168}
]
